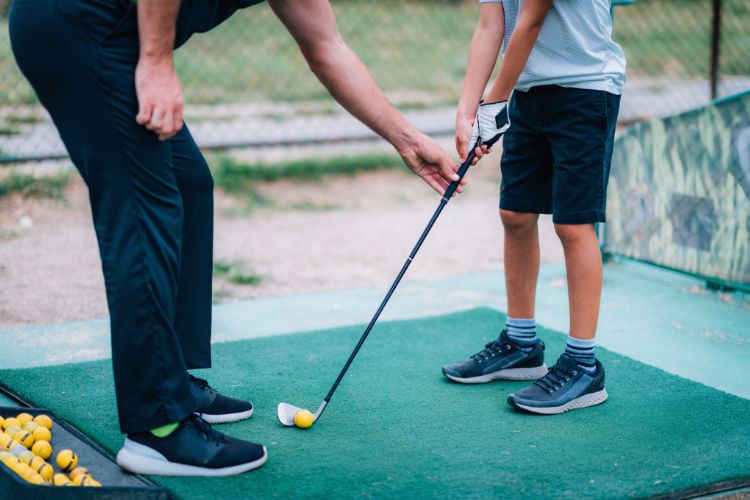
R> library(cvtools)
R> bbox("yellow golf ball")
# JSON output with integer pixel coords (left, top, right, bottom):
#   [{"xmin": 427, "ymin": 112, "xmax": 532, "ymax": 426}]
[
  {"xmin": 72, "ymin": 473, "xmax": 97, "ymax": 487},
  {"xmin": 1, "ymin": 453, "xmax": 19, "ymax": 469},
  {"xmin": 4, "ymin": 426, "xmax": 22, "ymax": 438},
  {"xmin": 33, "ymin": 461, "xmax": 54, "ymax": 482},
  {"xmin": 32, "ymin": 426, "xmax": 51, "ymax": 443},
  {"xmin": 32, "ymin": 440, "xmax": 53, "ymax": 460},
  {"xmin": 56, "ymin": 449, "xmax": 78, "ymax": 472},
  {"xmin": 17, "ymin": 449, "xmax": 35, "ymax": 465},
  {"xmin": 53, "ymin": 472, "xmax": 71, "ymax": 486},
  {"xmin": 33, "ymin": 414, "xmax": 53, "ymax": 431},
  {"xmin": 13, "ymin": 430, "xmax": 34, "ymax": 449},
  {"xmin": 293, "ymin": 409, "xmax": 314, "ymax": 429},
  {"xmin": 22, "ymin": 421, "xmax": 39, "ymax": 432},
  {"xmin": 16, "ymin": 413, "xmax": 33, "ymax": 426},
  {"xmin": 2, "ymin": 417, "xmax": 20, "ymax": 431},
  {"xmin": 69, "ymin": 466, "xmax": 88, "ymax": 480},
  {"xmin": 0, "ymin": 433, "xmax": 12, "ymax": 449}
]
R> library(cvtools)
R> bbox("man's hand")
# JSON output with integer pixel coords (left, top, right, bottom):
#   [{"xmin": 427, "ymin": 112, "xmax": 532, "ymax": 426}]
[
  {"xmin": 135, "ymin": 58, "xmax": 184, "ymax": 141},
  {"xmin": 135, "ymin": 0, "xmax": 182, "ymax": 141},
  {"xmin": 470, "ymin": 100, "xmax": 510, "ymax": 150},
  {"xmin": 398, "ymin": 131, "xmax": 465, "ymax": 196}
]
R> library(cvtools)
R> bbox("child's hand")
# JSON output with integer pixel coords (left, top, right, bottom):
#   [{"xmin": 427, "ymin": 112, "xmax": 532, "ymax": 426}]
[{"xmin": 455, "ymin": 114, "xmax": 488, "ymax": 165}]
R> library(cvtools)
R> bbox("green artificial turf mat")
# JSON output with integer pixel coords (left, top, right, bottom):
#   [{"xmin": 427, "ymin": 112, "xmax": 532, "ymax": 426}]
[{"xmin": 2, "ymin": 308, "xmax": 750, "ymax": 499}]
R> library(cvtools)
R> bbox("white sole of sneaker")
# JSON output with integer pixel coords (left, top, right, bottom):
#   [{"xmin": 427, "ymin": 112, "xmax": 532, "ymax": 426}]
[
  {"xmin": 444, "ymin": 364, "xmax": 549, "ymax": 384},
  {"xmin": 196, "ymin": 407, "xmax": 254, "ymax": 424},
  {"xmin": 117, "ymin": 439, "xmax": 267, "ymax": 476},
  {"xmin": 512, "ymin": 388, "xmax": 608, "ymax": 415}
]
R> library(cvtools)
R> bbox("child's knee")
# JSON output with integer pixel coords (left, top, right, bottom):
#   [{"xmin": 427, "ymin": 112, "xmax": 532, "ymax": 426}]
[
  {"xmin": 500, "ymin": 209, "xmax": 538, "ymax": 233},
  {"xmin": 554, "ymin": 223, "xmax": 595, "ymax": 246}
]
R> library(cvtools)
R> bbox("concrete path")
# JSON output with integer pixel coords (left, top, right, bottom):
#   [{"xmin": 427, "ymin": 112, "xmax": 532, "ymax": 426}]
[{"xmin": 1, "ymin": 260, "xmax": 748, "ymax": 399}]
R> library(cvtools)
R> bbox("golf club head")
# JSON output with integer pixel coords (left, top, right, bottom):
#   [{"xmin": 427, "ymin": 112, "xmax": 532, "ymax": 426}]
[
  {"xmin": 277, "ymin": 401, "xmax": 328, "ymax": 427},
  {"xmin": 277, "ymin": 402, "xmax": 304, "ymax": 427}
]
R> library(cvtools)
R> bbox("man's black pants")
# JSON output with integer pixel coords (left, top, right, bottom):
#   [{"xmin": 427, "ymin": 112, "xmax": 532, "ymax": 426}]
[{"xmin": 9, "ymin": 0, "xmax": 238, "ymax": 433}]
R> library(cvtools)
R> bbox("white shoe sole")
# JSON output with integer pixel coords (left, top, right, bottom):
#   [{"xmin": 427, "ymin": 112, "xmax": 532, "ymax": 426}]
[
  {"xmin": 196, "ymin": 407, "xmax": 254, "ymax": 424},
  {"xmin": 444, "ymin": 364, "xmax": 549, "ymax": 384},
  {"xmin": 512, "ymin": 388, "xmax": 608, "ymax": 415},
  {"xmin": 116, "ymin": 439, "xmax": 267, "ymax": 477}
]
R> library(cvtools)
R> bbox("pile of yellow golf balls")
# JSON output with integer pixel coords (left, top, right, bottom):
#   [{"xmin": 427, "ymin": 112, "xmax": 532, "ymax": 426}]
[{"xmin": 0, "ymin": 412, "xmax": 101, "ymax": 487}]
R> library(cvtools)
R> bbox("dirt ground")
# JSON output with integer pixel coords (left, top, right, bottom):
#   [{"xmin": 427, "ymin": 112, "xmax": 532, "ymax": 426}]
[{"xmin": 0, "ymin": 149, "xmax": 564, "ymax": 329}]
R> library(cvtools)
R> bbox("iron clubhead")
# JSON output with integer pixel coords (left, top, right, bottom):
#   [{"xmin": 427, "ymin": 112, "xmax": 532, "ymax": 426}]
[{"xmin": 277, "ymin": 401, "xmax": 327, "ymax": 427}]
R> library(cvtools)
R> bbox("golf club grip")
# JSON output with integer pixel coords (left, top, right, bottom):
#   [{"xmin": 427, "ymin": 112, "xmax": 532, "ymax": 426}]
[
  {"xmin": 443, "ymin": 148, "xmax": 477, "ymax": 199},
  {"xmin": 322, "ymin": 146, "xmax": 479, "ymax": 407}
]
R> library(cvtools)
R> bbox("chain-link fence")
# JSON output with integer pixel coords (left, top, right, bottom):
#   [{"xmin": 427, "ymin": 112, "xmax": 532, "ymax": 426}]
[{"xmin": 0, "ymin": 0, "xmax": 749, "ymax": 163}]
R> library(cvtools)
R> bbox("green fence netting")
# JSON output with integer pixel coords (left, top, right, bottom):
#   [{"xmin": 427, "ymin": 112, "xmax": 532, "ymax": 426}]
[{"xmin": 604, "ymin": 90, "xmax": 750, "ymax": 287}]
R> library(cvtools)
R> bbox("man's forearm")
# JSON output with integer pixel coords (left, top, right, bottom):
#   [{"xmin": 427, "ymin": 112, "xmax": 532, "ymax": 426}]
[
  {"xmin": 308, "ymin": 42, "xmax": 417, "ymax": 152},
  {"xmin": 486, "ymin": 0, "xmax": 551, "ymax": 102},
  {"xmin": 137, "ymin": 0, "xmax": 181, "ymax": 61}
]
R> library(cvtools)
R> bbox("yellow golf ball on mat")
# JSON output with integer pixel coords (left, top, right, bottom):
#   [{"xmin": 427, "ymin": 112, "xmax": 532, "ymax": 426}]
[
  {"xmin": 56, "ymin": 449, "xmax": 78, "ymax": 471},
  {"xmin": 22, "ymin": 421, "xmax": 39, "ymax": 433},
  {"xmin": 32, "ymin": 440, "xmax": 52, "ymax": 460},
  {"xmin": 33, "ymin": 414, "xmax": 53, "ymax": 430},
  {"xmin": 294, "ymin": 409, "xmax": 314, "ymax": 429},
  {"xmin": 32, "ymin": 426, "xmax": 51, "ymax": 443}
]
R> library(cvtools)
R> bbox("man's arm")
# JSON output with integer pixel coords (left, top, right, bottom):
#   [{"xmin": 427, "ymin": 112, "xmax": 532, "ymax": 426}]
[
  {"xmin": 135, "ymin": 0, "xmax": 184, "ymax": 141},
  {"xmin": 268, "ymin": 0, "xmax": 462, "ymax": 195},
  {"xmin": 484, "ymin": 0, "xmax": 552, "ymax": 102},
  {"xmin": 456, "ymin": 2, "xmax": 504, "ymax": 161}
]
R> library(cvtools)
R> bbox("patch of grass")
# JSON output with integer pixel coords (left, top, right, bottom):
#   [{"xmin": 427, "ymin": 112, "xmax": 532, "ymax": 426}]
[
  {"xmin": 0, "ymin": 126, "xmax": 20, "ymax": 136},
  {"xmin": 213, "ymin": 259, "xmax": 234, "ymax": 276},
  {"xmin": 228, "ymin": 273, "xmax": 263, "ymax": 286},
  {"xmin": 286, "ymin": 201, "xmax": 342, "ymax": 212},
  {"xmin": 0, "ymin": 230, "xmax": 20, "ymax": 240},
  {"xmin": 213, "ymin": 259, "xmax": 264, "ymax": 287},
  {"xmin": 212, "ymin": 153, "xmax": 403, "ymax": 190},
  {"xmin": 0, "ymin": 172, "xmax": 71, "ymax": 200},
  {"xmin": 5, "ymin": 115, "xmax": 43, "ymax": 125},
  {"xmin": 212, "ymin": 288, "xmax": 234, "ymax": 304}
]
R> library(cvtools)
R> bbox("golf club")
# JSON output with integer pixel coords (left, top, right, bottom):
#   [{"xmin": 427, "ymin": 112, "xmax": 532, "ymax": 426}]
[{"xmin": 278, "ymin": 142, "xmax": 482, "ymax": 428}]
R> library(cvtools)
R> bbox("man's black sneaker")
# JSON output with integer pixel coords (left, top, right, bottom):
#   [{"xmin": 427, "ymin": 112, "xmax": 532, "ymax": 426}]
[
  {"xmin": 442, "ymin": 330, "xmax": 548, "ymax": 383},
  {"xmin": 116, "ymin": 415, "xmax": 267, "ymax": 476},
  {"xmin": 190, "ymin": 375, "xmax": 254, "ymax": 424},
  {"xmin": 507, "ymin": 353, "xmax": 608, "ymax": 415}
]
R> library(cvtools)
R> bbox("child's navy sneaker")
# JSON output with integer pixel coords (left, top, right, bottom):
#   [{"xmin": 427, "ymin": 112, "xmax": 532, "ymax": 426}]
[
  {"xmin": 117, "ymin": 415, "xmax": 267, "ymax": 476},
  {"xmin": 507, "ymin": 352, "xmax": 608, "ymax": 414},
  {"xmin": 442, "ymin": 330, "xmax": 548, "ymax": 383}
]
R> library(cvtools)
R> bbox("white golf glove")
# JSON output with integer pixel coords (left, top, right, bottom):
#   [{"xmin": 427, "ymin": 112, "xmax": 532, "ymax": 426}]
[{"xmin": 470, "ymin": 100, "xmax": 510, "ymax": 149}]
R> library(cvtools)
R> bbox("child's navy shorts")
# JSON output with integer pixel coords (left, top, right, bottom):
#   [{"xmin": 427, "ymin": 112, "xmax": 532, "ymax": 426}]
[{"xmin": 499, "ymin": 85, "xmax": 621, "ymax": 224}]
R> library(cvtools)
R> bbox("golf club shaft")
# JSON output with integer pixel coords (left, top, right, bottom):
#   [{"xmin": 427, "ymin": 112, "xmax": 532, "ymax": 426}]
[{"xmin": 321, "ymin": 147, "xmax": 479, "ymax": 410}]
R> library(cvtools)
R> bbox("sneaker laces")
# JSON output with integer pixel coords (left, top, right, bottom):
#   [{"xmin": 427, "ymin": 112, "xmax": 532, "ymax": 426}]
[
  {"xmin": 189, "ymin": 375, "xmax": 217, "ymax": 395},
  {"xmin": 471, "ymin": 339, "xmax": 510, "ymax": 363},
  {"xmin": 184, "ymin": 415, "xmax": 226, "ymax": 444},
  {"xmin": 534, "ymin": 362, "xmax": 573, "ymax": 394}
]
